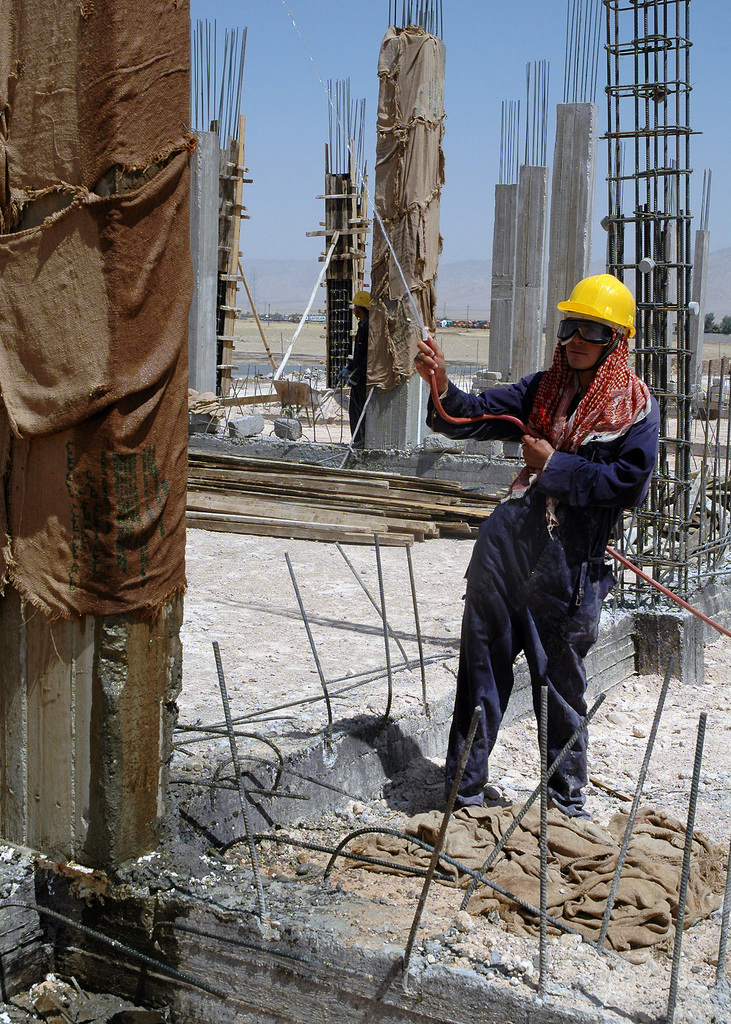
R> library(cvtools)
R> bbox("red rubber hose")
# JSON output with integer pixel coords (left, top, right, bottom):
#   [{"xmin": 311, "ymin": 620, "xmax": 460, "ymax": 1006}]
[
  {"xmin": 607, "ymin": 546, "xmax": 731, "ymax": 640},
  {"xmin": 428, "ymin": 369, "xmax": 537, "ymax": 437}
]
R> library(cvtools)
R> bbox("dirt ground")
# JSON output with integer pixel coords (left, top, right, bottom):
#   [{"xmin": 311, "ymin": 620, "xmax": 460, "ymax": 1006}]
[
  {"xmin": 176, "ymin": 524, "xmax": 731, "ymax": 1024},
  {"xmin": 232, "ymin": 318, "xmax": 731, "ymax": 371}
]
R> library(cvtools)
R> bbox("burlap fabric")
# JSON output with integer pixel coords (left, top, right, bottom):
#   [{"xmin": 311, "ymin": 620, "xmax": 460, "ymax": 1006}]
[
  {"xmin": 350, "ymin": 805, "xmax": 725, "ymax": 952},
  {"xmin": 368, "ymin": 26, "xmax": 445, "ymax": 391},
  {"xmin": 0, "ymin": 1, "xmax": 190, "ymax": 223},
  {"xmin": 0, "ymin": 1, "xmax": 191, "ymax": 618}
]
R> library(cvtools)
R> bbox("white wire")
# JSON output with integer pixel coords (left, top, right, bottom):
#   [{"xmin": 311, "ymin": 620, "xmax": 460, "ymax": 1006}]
[{"xmin": 273, "ymin": 232, "xmax": 340, "ymax": 381}]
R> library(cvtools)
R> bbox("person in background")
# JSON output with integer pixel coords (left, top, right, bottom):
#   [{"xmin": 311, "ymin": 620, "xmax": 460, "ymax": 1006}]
[
  {"xmin": 346, "ymin": 290, "xmax": 370, "ymax": 448},
  {"xmin": 413, "ymin": 274, "xmax": 660, "ymax": 818}
]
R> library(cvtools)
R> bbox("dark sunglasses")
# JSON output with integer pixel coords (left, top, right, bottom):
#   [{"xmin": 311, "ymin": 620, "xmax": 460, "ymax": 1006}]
[{"xmin": 557, "ymin": 318, "xmax": 616, "ymax": 346}]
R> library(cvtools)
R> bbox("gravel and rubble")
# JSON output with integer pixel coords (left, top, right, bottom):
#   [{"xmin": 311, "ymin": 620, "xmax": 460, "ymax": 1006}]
[
  {"xmin": 1, "ymin": 528, "xmax": 730, "ymax": 1023},
  {"xmin": 168, "ymin": 529, "xmax": 731, "ymax": 1022}
]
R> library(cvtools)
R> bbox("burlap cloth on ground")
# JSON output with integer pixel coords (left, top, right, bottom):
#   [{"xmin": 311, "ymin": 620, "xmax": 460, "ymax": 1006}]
[{"xmin": 350, "ymin": 805, "xmax": 725, "ymax": 952}]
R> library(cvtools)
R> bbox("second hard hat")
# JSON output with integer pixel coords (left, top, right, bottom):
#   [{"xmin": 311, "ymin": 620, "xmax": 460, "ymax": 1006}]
[
  {"xmin": 352, "ymin": 290, "xmax": 371, "ymax": 309},
  {"xmin": 557, "ymin": 274, "xmax": 636, "ymax": 338}
]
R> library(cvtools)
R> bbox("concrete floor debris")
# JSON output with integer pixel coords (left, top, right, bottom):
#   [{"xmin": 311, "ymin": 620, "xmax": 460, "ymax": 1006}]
[{"xmin": 3, "ymin": 522, "xmax": 729, "ymax": 1023}]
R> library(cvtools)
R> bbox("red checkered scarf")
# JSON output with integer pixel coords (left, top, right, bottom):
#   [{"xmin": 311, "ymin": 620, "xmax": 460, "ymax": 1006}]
[
  {"xmin": 507, "ymin": 336, "xmax": 651, "ymax": 510},
  {"xmin": 530, "ymin": 335, "xmax": 651, "ymax": 450}
]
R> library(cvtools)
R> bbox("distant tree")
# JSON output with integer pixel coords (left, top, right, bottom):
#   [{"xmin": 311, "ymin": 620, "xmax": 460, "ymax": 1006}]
[
  {"xmin": 705, "ymin": 312, "xmax": 717, "ymax": 333},
  {"xmin": 721, "ymin": 316, "xmax": 731, "ymax": 335}
]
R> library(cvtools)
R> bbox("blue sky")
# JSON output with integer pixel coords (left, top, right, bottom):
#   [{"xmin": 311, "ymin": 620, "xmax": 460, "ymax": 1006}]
[{"xmin": 189, "ymin": 0, "xmax": 731, "ymax": 266}]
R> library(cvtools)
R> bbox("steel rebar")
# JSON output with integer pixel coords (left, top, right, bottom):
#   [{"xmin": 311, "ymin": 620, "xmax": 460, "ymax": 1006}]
[
  {"xmin": 4, "ymin": 902, "xmax": 229, "ymax": 999},
  {"xmin": 191, "ymin": 19, "xmax": 247, "ymax": 138},
  {"xmin": 321, "ymin": 825, "xmax": 452, "ymax": 883},
  {"xmin": 320, "ymin": 825, "xmax": 589, "ymax": 942},
  {"xmin": 666, "ymin": 712, "xmax": 707, "ymax": 1024},
  {"xmin": 373, "ymin": 533, "xmax": 394, "ymax": 721},
  {"xmin": 284, "ymin": 552, "xmax": 334, "ymax": 745},
  {"xmin": 338, "ymin": 386, "xmax": 375, "ymax": 468},
  {"xmin": 212, "ymin": 641, "xmax": 267, "ymax": 920},
  {"xmin": 538, "ymin": 685, "xmax": 549, "ymax": 997},
  {"xmin": 175, "ymin": 651, "xmax": 453, "ymax": 735},
  {"xmin": 335, "ymin": 542, "xmax": 412, "ymax": 669},
  {"xmin": 716, "ymin": 837, "xmax": 731, "ymax": 987},
  {"xmin": 402, "ymin": 706, "xmax": 481, "ymax": 984},
  {"xmin": 597, "ymin": 653, "xmax": 675, "ymax": 950},
  {"xmin": 405, "ymin": 544, "xmax": 429, "ymax": 716}
]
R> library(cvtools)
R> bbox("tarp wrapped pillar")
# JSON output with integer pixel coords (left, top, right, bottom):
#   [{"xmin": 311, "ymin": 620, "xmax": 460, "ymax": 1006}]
[
  {"xmin": 0, "ymin": 0, "xmax": 191, "ymax": 867},
  {"xmin": 366, "ymin": 25, "xmax": 445, "ymax": 450}
]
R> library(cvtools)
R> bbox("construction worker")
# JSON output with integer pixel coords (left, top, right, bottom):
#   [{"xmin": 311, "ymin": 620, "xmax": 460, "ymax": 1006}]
[
  {"xmin": 414, "ymin": 274, "xmax": 660, "ymax": 817},
  {"xmin": 346, "ymin": 290, "xmax": 370, "ymax": 448}
]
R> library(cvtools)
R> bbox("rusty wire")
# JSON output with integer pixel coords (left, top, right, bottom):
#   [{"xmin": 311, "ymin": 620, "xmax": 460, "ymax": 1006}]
[{"xmin": 3, "ymin": 902, "xmax": 229, "ymax": 1000}]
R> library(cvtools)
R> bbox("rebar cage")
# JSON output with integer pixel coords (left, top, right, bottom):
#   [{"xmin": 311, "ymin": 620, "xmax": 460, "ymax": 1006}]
[{"xmin": 603, "ymin": 0, "xmax": 730, "ymax": 604}]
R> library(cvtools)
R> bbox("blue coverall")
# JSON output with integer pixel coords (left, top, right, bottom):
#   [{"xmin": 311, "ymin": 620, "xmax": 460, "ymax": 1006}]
[
  {"xmin": 429, "ymin": 373, "xmax": 660, "ymax": 816},
  {"xmin": 348, "ymin": 313, "xmax": 369, "ymax": 447}
]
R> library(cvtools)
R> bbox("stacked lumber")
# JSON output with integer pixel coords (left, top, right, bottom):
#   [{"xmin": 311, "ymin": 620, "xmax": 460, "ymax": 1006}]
[{"xmin": 187, "ymin": 450, "xmax": 498, "ymax": 545}]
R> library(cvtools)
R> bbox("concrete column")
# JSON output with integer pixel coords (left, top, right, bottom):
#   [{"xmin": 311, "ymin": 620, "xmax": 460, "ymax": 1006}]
[
  {"xmin": 367, "ymin": 26, "xmax": 445, "ymax": 449},
  {"xmin": 544, "ymin": 103, "xmax": 599, "ymax": 366},
  {"xmin": 364, "ymin": 375, "xmax": 427, "ymax": 451},
  {"xmin": 0, "ymin": 0, "xmax": 189, "ymax": 871},
  {"xmin": 512, "ymin": 165, "xmax": 549, "ymax": 381},
  {"xmin": 188, "ymin": 130, "xmax": 220, "ymax": 395},
  {"xmin": 0, "ymin": 591, "xmax": 182, "ymax": 868},
  {"xmin": 488, "ymin": 184, "xmax": 519, "ymax": 381},
  {"xmin": 689, "ymin": 228, "xmax": 710, "ymax": 387}
]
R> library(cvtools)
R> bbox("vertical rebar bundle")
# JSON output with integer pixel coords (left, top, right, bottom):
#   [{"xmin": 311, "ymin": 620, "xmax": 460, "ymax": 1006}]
[
  {"xmin": 191, "ymin": 20, "xmax": 247, "ymax": 138},
  {"xmin": 604, "ymin": 0, "xmax": 712, "ymax": 602},
  {"xmin": 499, "ymin": 100, "xmax": 521, "ymax": 186},
  {"xmin": 564, "ymin": 0, "xmax": 602, "ymax": 104},
  {"xmin": 191, "ymin": 18, "xmax": 249, "ymax": 398},
  {"xmin": 524, "ymin": 60, "xmax": 550, "ymax": 166},
  {"xmin": 322, "ymin": 79, "xmax": 369, "ymax": 388},
  {"xmin": 328, "ymin": 79, "xmax": 367, "ymax": 186},
  {"xmin": 388, "ymin": 0, "xmax": 443, "ymax": 37}
]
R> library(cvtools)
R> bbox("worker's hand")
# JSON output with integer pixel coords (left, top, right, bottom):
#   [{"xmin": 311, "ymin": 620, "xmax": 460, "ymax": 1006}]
[
  {"xmin": 521, "ymin": 434, "xmax": 554, "ymax": 472},
  {"xmin": 414, "ymin": 331, "xmax": 449, "ymax": 397}
]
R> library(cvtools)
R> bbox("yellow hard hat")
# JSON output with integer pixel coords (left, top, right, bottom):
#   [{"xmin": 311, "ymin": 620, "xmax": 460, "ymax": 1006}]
[
  {"xmin": 352, "ymin": 290, "xmax": 370, "ymax": 309},
  {"xmin": 557, "ymin": 274, "xmax": 636, "ymax": 338}
]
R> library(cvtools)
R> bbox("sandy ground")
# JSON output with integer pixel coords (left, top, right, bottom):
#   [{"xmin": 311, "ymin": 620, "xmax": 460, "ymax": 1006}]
[
  {"xmin": 174, "ymin": 524, "xmax": 731, "ymax": 1024},
  {"xmin": 231, "ymin": 318, "xmax": 731, "ymax": 371}
]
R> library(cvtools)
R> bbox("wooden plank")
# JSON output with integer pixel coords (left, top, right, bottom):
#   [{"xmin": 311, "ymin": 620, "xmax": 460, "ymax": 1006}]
[
  {"xmin": 186, "ymin": 511, "xmax": 415, "ymax": 545},
  {"xmin": 187, "ymin": 489, "xmax": 438, "ymax": 537},
  {"xmin": 186, "ymin": 450, "xmax": 499, "ymax": 533},
  {"xmin": 188, "ymin": 465, "xmax": 391, "ymax": 498},
  {"xmin": 188, "ymin": 475, "xmax": 491, "ymax": 523},
  {"xmin": 188, "ymin": 479, "xmax": 446, "ymax": 519},
  {"xmin": 188, "ymin": 448, "xmax": 489, "ymax": 499},
  {"xmin": 220, "ymin": 392, "xmax": 280, "ymax": 407}
]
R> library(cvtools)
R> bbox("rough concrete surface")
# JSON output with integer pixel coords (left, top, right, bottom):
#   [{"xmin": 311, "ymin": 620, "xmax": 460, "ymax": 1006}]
[{"xmin": 1, "ymin": 526, "xmax": 730, "ymax": 1023}]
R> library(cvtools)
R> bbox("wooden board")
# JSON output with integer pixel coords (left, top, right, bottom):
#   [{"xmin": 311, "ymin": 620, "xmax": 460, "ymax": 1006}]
[
  {"xmin": 187, "ymin": 489, "xmax": 438, "ymax": 537},
  {"xmin": 186, "ymin": 511, "xmax": 415, "ymax": 545}
]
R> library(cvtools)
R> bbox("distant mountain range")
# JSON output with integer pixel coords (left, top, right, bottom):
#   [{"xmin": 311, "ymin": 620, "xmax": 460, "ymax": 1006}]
[{"xmin": 240, "ymin": 247, "xmax": 731, "ymax": 319}]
